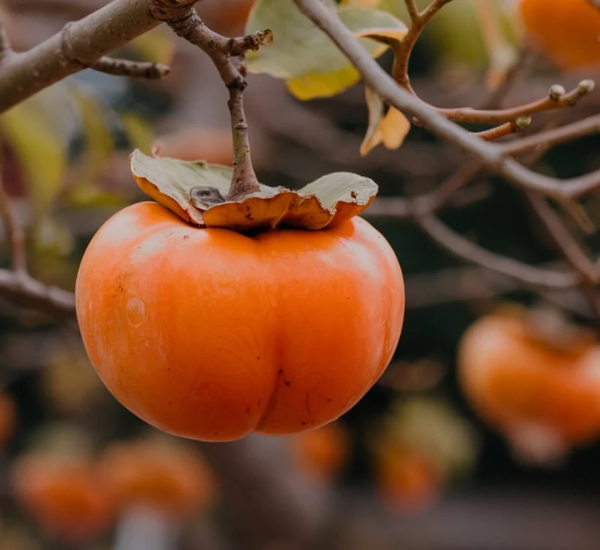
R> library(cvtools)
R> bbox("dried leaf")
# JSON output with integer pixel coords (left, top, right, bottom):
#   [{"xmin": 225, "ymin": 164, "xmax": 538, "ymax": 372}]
[
  {"xmin": 130, "ymin": 149, "xmax": 378, "ymax": 232},
  {"xmin": 361, "ymin": 86, "xmax": 410, "ymax": 156},
  {"xmin": 245, "ymin": 0, "xmax": 408, "ymax": 100}
]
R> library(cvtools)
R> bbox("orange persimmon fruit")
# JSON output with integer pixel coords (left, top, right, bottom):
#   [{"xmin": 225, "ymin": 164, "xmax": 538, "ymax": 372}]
[
  {"xmin": 75, "ymin": 199, "xmax": 404, "ymax": 442},
  {"xmin": 11, "ymin": 455, "xmax": 115, "ymax": 545},
  {"xmin": 458, "ymin": 305, "xmax": 600, "ymax": 463},
  {"xmin": 520, "ymin": 0, "xmax": 600, "ymax": 70},
  {"xmin": 375, "ymin": 447, "xmax": 441, "ymax": 511},
  {"xmin": 289, "ymin": 422, "xmax": 350, "ymax": 482},
  {"xmin": 99, "ymin": 439, "xmax": 215, "ymax": 519},
  {"xmin": 0, "ymin": 393, "xmax": 16, "ymax": 450}
]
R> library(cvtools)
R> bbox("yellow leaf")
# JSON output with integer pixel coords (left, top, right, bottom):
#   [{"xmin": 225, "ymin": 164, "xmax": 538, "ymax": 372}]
[
  {"xmin": 246, "ymin": 0, "xmax": 408, "ymax": 100},
  {"xmin": 361, "ymin": 86, "xmax": 410, "ymax": 156},
  {"xmin": 129, "ymin": 27, "xmax": 176, "ymax": 64},
  {"xmin": 0, "ymin": 89, "xmax": 70, "ymax": 214}
]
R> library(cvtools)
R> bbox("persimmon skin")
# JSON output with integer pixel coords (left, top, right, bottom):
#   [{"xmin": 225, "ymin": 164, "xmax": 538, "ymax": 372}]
[
  {"xmin": 520, "ymin": 0, "xmax": 600, "ymax": 70},
  {"xmin": 75, "ymin": 202, "xmax": 404, "ymax": 442},
  {"xmin": 458, "ymin": 310, "xmax": 600, "ymax": 447}
]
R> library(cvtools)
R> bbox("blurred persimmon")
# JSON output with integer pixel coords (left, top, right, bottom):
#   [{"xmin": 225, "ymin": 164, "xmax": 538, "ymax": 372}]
[
  {"xmin": 210, "ymin": 0, "xmax": 256, "ymax": 35},
  {"xmin": 0, "ymin": 393, "xmax": 16, "ymax": 450},
  {"xmin": 375, "ymin": 447, "xmax": 441, "ymax": 511},
  {"xmin": 458, "ymin": 304, "xmax": 600, "ymax": 465},
  {"xmin": 371, "ymin": 397, "xmax": 478, "ymax": 511},
  {"xmin": 152, "ymin": 127, "xmax": 234, "ymax": 165},
  {"xmin": 520, "ymin": 0, "xmax": 600, "ymax": 70},
  {"xmin": 11, "ymin": 455, "xmax": 115, "ymax": 545},
  {"xmin": 289, "ymin": 422, "xmax": 350, "ymax": 483},
  {"xmin": 99, "ymin": 438, "xmax": 216, "ymax": 520}
]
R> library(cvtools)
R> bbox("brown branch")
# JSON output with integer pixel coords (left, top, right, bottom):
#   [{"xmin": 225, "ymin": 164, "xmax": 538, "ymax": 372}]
[
  {"xmin": 415, "ymin": 213, "xmax": 581, "ymax": 289},
  {"xmin": 392, "ymin": 0, "xmax": 453, "ymax": 90},
  {"xmin": 291, "ymin": 0, "xmax": 600, "ymax": 200},
  {"xmin": 167, "ymin": 10, "xmax": 272, "ymax": 199},
  {"xmin": 91, "ymin": 56, "xmax": 170, "ymax": 79},
  {"xmin": 501, "ymin": 113, "xmax": 600, "ymax": 155},
  {"xmin": 525, "ymin": 192, "xmax": 600, "ymax": 324},
  {"xmin": 0, "ymin": 269, "xmax": 75, "ymax": 319},
  {"xmin": 437, "ymin": 81, "xmax": 595, "ymax": 125},
  {"xmin": 0, "ymin": 0, "xmax": 201, "ymax": 113},
  {"xmin": 404, "ymin": 264, "xmax": 596, "ymax": 318},
  {"xmin": 476, "ymin": 117, "xmax": 530, "ymax": 141}
]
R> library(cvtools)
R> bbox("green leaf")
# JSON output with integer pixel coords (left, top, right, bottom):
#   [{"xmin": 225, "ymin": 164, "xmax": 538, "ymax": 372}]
[
  {"xmin": 0, "ymin": 87, "xmax": 72, "ymax": 214},
  {"xmin": 130, "ymin": 149, "xmax": 378, "ymax": 231},
  {"xmin": 245, "ymin": 0, "xmax": 408, "ymax": 100}
]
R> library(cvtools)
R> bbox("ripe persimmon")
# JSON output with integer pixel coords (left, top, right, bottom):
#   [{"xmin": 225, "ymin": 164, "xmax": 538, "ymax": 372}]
[
  {"xmin": 11, "ymin": 455, "xmax": 115, "ymax": 545},
  {"xmin": 375, "ymin": 447, "xmax": 441, "ymax": 511},
  {"xmin": 0, "ymin": 393, "xmax": 16, "ymax": 450},
  {"xmin": 520, "ymin": 0, "xmax": 600, "ymax": 70},
  {"xmin": 458, "ymin": 305, "xmax": 600, "ymax": 464},
  {"xmin": 289, "ymin": 422, "xmax": 350, "ymax": 482},
  {"xmin": 99, "ymin": 438, "xmax": 215, "ymax": 519},
  {"xmin": 75, "ymin": 201, "xmax": 404, "ymax": 442}
]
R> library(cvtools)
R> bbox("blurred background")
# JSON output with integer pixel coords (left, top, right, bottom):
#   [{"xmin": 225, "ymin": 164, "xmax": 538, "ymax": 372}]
[{"xmin": 2, "ymin": 0, "xmax": 600, "ymax": 549}]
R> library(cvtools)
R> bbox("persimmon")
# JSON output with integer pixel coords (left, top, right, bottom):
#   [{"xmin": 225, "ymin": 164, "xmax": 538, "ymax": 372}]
[
  {"xmin": 520, "ymin": 0, "xmax": 600, "ymax": 70},
  {"xmin": 11, "ymin": 455, "xmax": 115, "ymax": 545},
  {"xmin": 375, "ymin": 447, "xmax": 441, "ymax": 511},
  {"xmin": 211, "ymin": 0, "xmax": 256, "ymax": 35},
  {"xmin": 458, "ymin": 305, "xmax": 600, "ymax": 464},
  {"xmin": 289, "ymin": 422, "xmax": 350, "ymax": 482},
  {"xmin": 371, "ymin": 397, "xmax": 478, "ymax": 510},
  {"xmin": 0, "ymin": 393, "xmax": 16, "ymax": 450},
  {"xmin": 98, "ymin": 438, "xmax": 215, "ymax": 519},
  {"xmin": 75, "ymin": 194, "xmax": 405, "ymax": 441}
]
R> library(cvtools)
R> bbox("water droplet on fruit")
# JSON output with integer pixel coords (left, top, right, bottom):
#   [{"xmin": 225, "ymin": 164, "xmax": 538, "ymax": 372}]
[{"xmin": 126, "ymin": 297, "xmax": 146, "ymax": 327}]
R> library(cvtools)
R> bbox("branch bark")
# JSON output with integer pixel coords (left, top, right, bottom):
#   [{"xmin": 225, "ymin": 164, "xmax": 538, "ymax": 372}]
[
  {"xmin": 291, "ymin": 0, "xmax": 600, "ymax": 201},
  {"xmin": 0, "ymin": 0, "xmax": 199, "ymax": 112}
]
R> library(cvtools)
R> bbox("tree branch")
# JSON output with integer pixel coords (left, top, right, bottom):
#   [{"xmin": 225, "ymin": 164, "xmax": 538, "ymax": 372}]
[
  {"xmin": 0, "ymin": 269, "xmax": 75, "ymax": 319},
  {"xmin": 167, "ymin": 10, "xmax": 272, "ymax": 199},
  {"xmin": 91, "ymin": 56, "xmax": 171, "ymax": 79},
  {"xmin": 0, "ymin": 0, "xmax": 200, "ymax": 113},
  {"xmin": 291, "ymin": 0, "xmax": 600, "ymax": 200},
  {"xmin": 415, "ymin": 213, "xmax": 581, "ymax": 289}
]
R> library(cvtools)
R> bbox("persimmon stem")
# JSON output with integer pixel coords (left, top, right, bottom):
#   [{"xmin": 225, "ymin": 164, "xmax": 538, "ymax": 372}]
[
  {"xmin": 167, "ymin": 10, "xmax": 270, "ymax": 201},
  {"xmin": 228, "ymin": 82, "xmax": 261, "ymax": 200}
]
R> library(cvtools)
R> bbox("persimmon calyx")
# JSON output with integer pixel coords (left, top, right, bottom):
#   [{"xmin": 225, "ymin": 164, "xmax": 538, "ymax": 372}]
[{"xmin": 130, "ymin": 149, "xmax": 378, "ymax": 231}]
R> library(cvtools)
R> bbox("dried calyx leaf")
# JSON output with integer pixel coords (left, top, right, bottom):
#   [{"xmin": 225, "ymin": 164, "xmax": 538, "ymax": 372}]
[{"xmin": 130, "ymin": 150, "xmax": 378, "ymax": 232}]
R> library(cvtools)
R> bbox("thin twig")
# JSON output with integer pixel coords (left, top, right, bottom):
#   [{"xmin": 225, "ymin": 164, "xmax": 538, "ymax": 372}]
[
  {"xmin": 476, "ymin": 118, "xmax": 530, "ymax": 141},
  {"xmin": 525, "ymin": 192, "xmax": 600, "ymax": 323},
  {"xmin": 0, "ymin": 0, "xmax": 200, "ymax": 113},
  {"xmin": 167, "ymin": 10, "xmax": 272, "ymax": 199},
  {"xmin": 393, "ymin": 0, "xmax": 453, "ymax": 90},
  {"xmin": 91, "ymin": 56, "xmax": 170, "ymax": 79},
  {"xmin": 501, "ymin": 113, "xmax": 600, "ymax": 155},
  {"xmin": 0, "ymin": 269, "xmax": 75, "ymax": 319},
  {"xmin": 291, "ymin": 0, "xmax": 600, "ymax": 200},
  {"xmin": 415, "ymin": 213, "xmax": 580, "ymax": 289},
  {"xmin": 437, "ymin": 81, "xmax": 595, "ymax": 125}
]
